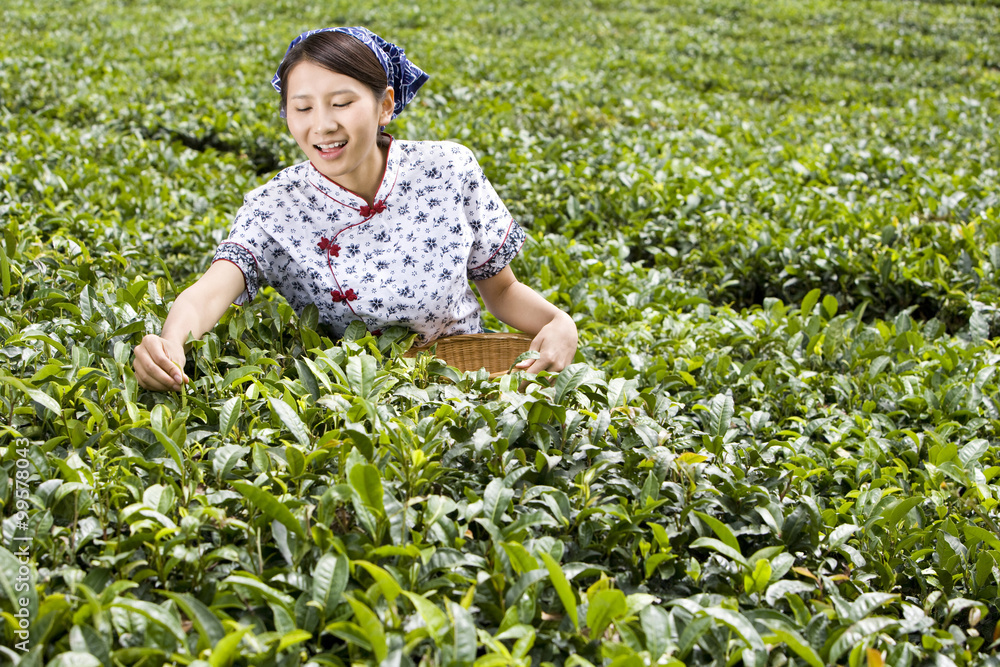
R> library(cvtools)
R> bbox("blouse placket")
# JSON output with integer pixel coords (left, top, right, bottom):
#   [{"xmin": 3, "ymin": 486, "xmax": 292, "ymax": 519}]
[{"xmin": 308, "ymin": 138, "xmax": 401, "ymax": 333}]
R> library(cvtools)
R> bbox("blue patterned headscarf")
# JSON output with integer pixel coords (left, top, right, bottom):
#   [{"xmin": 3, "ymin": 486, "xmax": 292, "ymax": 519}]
[{"xmin": 272, "ymin": 26, "xmax": 429, "ymax": 120}]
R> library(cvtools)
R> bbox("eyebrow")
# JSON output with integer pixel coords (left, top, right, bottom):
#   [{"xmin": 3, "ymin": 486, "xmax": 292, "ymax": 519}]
[{"xmin": 290, "ymin": 90, "xmax": 357, "ymax": 100}]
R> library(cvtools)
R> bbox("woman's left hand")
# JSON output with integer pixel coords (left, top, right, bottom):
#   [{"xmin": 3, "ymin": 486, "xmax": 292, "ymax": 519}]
[
  {"xmin": 475, "ymin": 266, "xmax": 578, "ymax": 375},
  {"xmin": 514, "ymin": 311, "xmax": 578, "ymax": 374}
]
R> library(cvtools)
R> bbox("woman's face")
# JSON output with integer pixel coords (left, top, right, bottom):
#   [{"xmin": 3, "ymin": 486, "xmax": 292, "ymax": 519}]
[{"xmin": 285, "ymin": 60, "xmax": 394, "ymax": 198}]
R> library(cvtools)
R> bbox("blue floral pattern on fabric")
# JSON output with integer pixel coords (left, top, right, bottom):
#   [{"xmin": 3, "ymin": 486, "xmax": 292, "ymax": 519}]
[
  {"xmin": 271, "ymin": 26, "xmax": 429, "ymax": 120},
  {"xmin": 212, "ymin": 137, "xmax": 525, "ymax": 343}
]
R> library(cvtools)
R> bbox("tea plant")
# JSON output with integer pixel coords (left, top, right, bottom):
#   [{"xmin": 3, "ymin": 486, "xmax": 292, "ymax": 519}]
[{"xmin": 1, "ymin": 0, "xmax": 999, "ymax": 664}]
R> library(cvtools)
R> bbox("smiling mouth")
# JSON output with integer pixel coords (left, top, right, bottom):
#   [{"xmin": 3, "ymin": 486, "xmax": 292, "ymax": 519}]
[{"xmin": 316, "ymin": 141, "xmax": 347, "ymax": 151}]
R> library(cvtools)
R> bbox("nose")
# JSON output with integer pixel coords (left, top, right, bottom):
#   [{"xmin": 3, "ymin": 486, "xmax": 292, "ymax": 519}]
[{"xmin": 317, "ymin": 106, "xmax": 340, "ymax": 133}]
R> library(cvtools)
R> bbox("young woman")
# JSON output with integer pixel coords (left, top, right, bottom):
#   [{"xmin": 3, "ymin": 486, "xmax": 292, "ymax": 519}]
[{"xmin": 133, "ymin": 27, "xmax": 577, "ymax": 392}]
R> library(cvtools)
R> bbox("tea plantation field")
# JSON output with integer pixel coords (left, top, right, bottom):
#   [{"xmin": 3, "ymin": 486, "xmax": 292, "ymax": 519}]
[{"xmin": 2, "ymin": 0, "xmax": 1000, "ymax": 664}]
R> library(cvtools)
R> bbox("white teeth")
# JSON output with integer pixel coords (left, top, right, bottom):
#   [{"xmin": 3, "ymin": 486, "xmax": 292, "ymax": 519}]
[{"xmin": 317, "ymin": 141, "xmax": 346, "ymax": 150}]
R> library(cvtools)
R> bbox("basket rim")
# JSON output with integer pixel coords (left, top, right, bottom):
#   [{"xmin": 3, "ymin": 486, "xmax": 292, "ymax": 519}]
[
  {"xmin": 406, "ymin": 331, "xmax": 533, "ymax": 353},
  {"xmin": 403, "ymin": 332, "xmax": 534, "ymax": 377}
]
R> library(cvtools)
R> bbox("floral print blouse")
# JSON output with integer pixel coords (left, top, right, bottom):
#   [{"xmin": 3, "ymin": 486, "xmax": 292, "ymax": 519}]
[{"xmin": 213, "ymin": 137, "xmax": 526, "ymax": 343}]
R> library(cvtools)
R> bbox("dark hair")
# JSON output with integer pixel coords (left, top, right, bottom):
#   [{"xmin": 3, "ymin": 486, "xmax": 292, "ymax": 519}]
[{"xmin": 277, "ymin": 31, "xmax": 389, "ymax": 117}]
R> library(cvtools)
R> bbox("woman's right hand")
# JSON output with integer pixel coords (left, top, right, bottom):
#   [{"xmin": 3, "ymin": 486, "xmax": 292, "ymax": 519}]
[
  {"xmin": 133, "ymin": 335, "xmax": 189, "ymax": 392},
  {"xmin": 130, "ymin": 261, "xmax": 246, "ymax": 392}
]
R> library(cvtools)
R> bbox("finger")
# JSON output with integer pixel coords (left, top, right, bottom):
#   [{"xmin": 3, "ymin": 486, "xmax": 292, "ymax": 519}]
[
  {"xmin": 134, "ymin": 342, "xmax": 184, "ymax": 391},
  {"xmin": 147, "ymin": 338, "xmax": 186, "ymax": 384},
  {"xmin": 524, "ymin": 354, "xmax": 554, "ymax": 375},
  {"xmin": 545, "ymin": 353, "xmax": 573, "ymax": 374},
  {"xmin": 135, "ymin": 352, "xmax": 182, "ymax": 392},
  {"xmin": 515, "ymin": 332, "xmax": 546, "ymax": 370}
]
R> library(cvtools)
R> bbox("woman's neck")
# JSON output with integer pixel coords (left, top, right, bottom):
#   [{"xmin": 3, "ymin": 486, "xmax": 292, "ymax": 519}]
[{"xmin": 357, "ymin": 143, "xmax": 389, "ymax": 205}]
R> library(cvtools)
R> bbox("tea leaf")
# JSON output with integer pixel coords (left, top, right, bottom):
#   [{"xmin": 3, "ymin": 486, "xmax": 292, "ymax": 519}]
[
  {"xmin": 160, "ymin": 591, "xmax": 225, "ymax": 651},
  {"xmin": 268, "ymin": 396, "xmax": 310, "ymax": 446},
  {"xmin": 219, "ymin": 395, "xmax": 243, "ymax": 439},
  {"xmin": 704, "ymin": 394, "xmax": 734, "ymax": 439},
  {"xmin": 110, "ymin": 598, "xmax": 186, "ymax": 644},
  {"xmin": 346, "ymin": 596, "xmax": 388, "ymax": 661},
  {"xmin": 349, "ymin": 464, "xmax": 385, "ymax": 516},
  {"xmin": 402, "ymin": 590, "xmax": 449, "ymax": 645},
  {"xmin": 231, "ymin": 481, "xmax": 305, "ymax": 539},
  {"xmin": 760, "ymin": 620, "xmax": 823, "ymax": 667},
  {"xmin": 693, "ymin": 510, "xmax": 741, "ymax": 554},
  {"xmin": 539, "ymin": 551, "xmax": 579, "ymax": 631},
  {"xmin": 586, "ymin": 589, "xmax": 627, "ymax": 638},
  {"xmin": 312, "ymin": 553, "xmax": 349, "ymax": 617}
]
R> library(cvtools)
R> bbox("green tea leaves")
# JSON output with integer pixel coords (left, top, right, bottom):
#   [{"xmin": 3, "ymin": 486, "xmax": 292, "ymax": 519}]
[
  {"xmin": 232, "ymin": 481, "xmax": 305, "ymax": 539},
  {"xmin": 2, "ymin": 1, "xmax": 999, "ymax": 664},
  {"xmin": 268, "ymin": 396, "xmax": 310, "ymax": 447}
]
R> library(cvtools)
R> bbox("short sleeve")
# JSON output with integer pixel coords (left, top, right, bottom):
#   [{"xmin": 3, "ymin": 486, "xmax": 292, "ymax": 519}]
[
  {"xmin": 462, "ymin": 151, "xmax": 526, "ymax": 281},
  {"xmin": 212, "ymin": 198, "xmax": 264, "ymax": 305}
]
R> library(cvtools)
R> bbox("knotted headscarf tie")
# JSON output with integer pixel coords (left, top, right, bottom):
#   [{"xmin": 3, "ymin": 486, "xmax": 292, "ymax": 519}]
[{"xmin": 272, "ymin": 26, "xmax": 429, "ymax": 120}]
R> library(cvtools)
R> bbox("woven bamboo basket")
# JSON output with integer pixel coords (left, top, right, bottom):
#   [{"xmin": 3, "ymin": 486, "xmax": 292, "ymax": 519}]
[{"xmin": 404, "ymin": 332, "xmax": 534, "ymax": 378}]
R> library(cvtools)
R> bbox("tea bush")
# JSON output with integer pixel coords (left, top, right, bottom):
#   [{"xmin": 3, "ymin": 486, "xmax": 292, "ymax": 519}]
[{"xmin": 1, "ymin": 0, "xmax": 999, "ymax": 665}]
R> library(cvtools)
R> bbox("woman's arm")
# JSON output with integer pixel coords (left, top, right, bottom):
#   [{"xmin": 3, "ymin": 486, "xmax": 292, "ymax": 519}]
[
  {"xmin": 132, "ymin": 261, "xmax": 247, "ymax": 392},
  {"xmin": 475, "ymin": 266, "xmax": 578, "ymax": 374}
]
